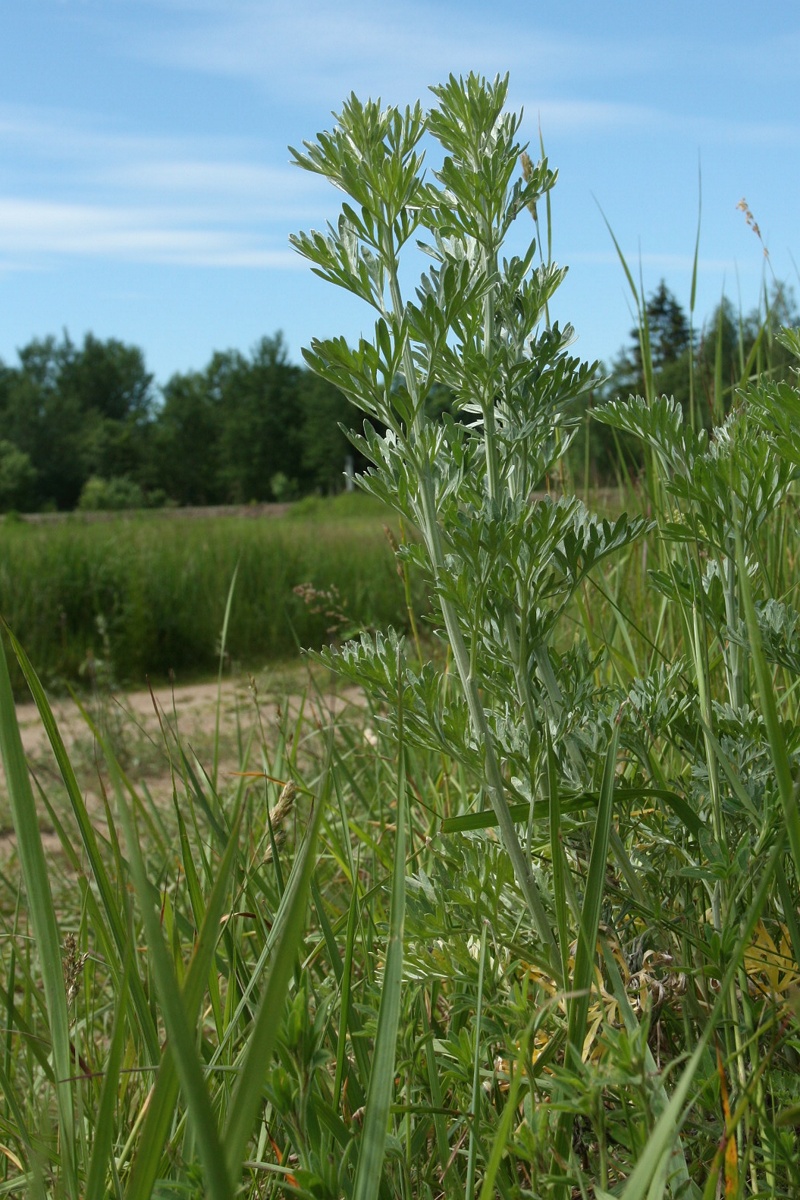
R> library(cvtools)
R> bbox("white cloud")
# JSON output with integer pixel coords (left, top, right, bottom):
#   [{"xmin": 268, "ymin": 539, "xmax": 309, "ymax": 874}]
[
  {"xmin": 92, "ymin": 159, "xmax": 319, "ymax": 215},
  {"xmin": 117, "ymin": 3, "xmax": 800, "ymax": 153},
  {"xmin": 0, "ymin": 197, "xmax": 303, "ymax": 268},
  {"xmin": 115, "ymin": 0, "xmax": 800, "ymax": 160},
  {"xmin": 0, "ymin": 102, "xmax": 332, "ymax": 269},
  {"xmin": 518, "ymin": 97, "xmax": 800, "ymax": 146},
  {"xmin": 125, "ymin": 0, "xmax": 637, "ymax": 103},
  {"xmin": 125, "ymin": 1, "xmax": 794, "ymax": 106},
  {"xmin": 0, "ymin": 103, "xmax": 321, "ymax": 196}
]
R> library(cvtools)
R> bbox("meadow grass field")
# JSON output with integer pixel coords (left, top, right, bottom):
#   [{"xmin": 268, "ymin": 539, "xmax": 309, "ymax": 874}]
[
  {"xmin": 0, "ymin": 493, "xmax": 422, "ymax": 696},
  {"xmin": 1, "ymin": 74, "xmax": 800, "ymax": 1200}
]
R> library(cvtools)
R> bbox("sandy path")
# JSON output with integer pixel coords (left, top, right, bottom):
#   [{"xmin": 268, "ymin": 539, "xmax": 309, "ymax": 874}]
[
  {"xmin": 1, "ymin": 673, "xmax": 365, "ymax": 859},
  {"xmin": 14, "ymin": 678, "xmax": 233, "ymax": 753},
  {"xmin": 12, "ymin": 674, "xmax": 362, "ymax": 759}
]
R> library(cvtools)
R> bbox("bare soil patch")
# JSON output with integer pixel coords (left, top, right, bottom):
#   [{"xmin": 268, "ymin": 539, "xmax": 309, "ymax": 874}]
[{"xmin": 1, "ymin": 669, "xmax": 365, "ymax": 861}]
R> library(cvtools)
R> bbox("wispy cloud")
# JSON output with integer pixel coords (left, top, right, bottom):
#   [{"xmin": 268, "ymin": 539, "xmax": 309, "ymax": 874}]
[
  {"xmin": 123, "ymin": 0, "xmax": 644, "ymax": 103},
  {"xmin": 0, "ymin": 104, "xmax": 327, "ymax": 269},
  {"xmin": 0, "ymin": 197, "xmax": 300, "ymax": 268},
  {"xmin": 2, "ymin": 6, "xmax": 796, "ymax": 283},
  {"xmin": 118, "ymin": 2, "xmax": 800, "ymax": 152},
  {"xmin": 124, "ymin": 1, "xmax": 797, "ymax": 98},
  {"xmin": 99, "ymin": 160, "xmax": 297, "ymax": 196},
  {"xmin": 522, "ymin": 97, "xmax": 800, "ymax": 145},
  {"xmin": 0, "ymin": 103, "xmax": 320, "ymax": 193}
]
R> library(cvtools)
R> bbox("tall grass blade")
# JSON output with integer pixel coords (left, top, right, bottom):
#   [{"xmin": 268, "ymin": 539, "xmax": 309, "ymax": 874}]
[
  {"xmin": 109, "ymin": 755, "xmax": 232, "ymax": 1200},
  {"xmin": 618, "ymin": 827, "xmax": 785, "ymax": 1199},
  {"xmin": 713, "ymin": 298, "xmax": 725, "ymax": 422},
  {"xmin": 567, "ymin": 721, "xmax": 620, "ymax": 1059},
  {"xmin": 477, "ymin": 1047, "xmax": 523, "ymax": 1200},
  {"xmin": 689, "ymin": 162, "xmax": 701, "ymax": 317},
  {"xmin": 735, "ymin": 527, "xmax": 800, "ymax": 874},
  {"xmin": 546, "ymin": 734, "xmax": 571, "ymax": 987},
  {"xmin": 551, "ymin": 721, "xmax": 620, "ymax": 1185},
  {"xmin": 688, "ymin": 162, "xmax": 701, "ymax": 430},
  {"xmin": 595, "ymin": 206, "xmax": 653, "ymax": 402},
  {"xmin": 329, "ymin": 867, "xmax": 368, "ymax": 1112},
  {"xmin": 5, "ymin": 624, "xmax": 161, "ymax": 1061},
  {"xmin": 84, "ymin": 960, "xmax": 130, "ymax": 1200},
  {"xmin": 223, "ymin": 772, "xmax": 329, "ymax": 1182},
  {"xmin": 352, "ymin": 716, "xmax": 408, "ymax": 1200},
  {"xmin": 0, "ymin": 628, "xmax": 78, "ymax": 1199},
  {"xmin": 125, "ymin": 802, "xmax": 245, "ymax": 1200},
  {"xmin": 213, "ymin": 562, "xmax": 239, "ymax": 790},
  {"xmin": 465, "ymin": 921, "xmax": 488, "ymax": 1200}
]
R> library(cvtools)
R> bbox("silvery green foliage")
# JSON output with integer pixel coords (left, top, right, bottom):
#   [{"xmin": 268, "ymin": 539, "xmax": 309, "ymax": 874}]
[
  {"xmin": 596, "ymin": 388, "xmax": 795, "ymax": 707},
  {"xmin": 726, "ymin": 598, "xmax": 800, "ymax": 677},
  {"xmin": 746, "ymin": 328, "xmax": 800, "ymax": 466},
  {"xmin": 291, "ymin": 75, "xmax": 646, "ymax": 966},
  {"xmin": 597, "ymin": 394, "xmax": 795, "ymax": 552},
  {"xmin": 597, "ymin": 338, "xmax": 800, "ymax": 850}
]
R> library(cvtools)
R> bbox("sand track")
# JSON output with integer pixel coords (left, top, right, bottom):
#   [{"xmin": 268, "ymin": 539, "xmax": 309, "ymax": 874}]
[{"xmin": 1, "ymin": 672, "xmax": 364, "ymax": 860}]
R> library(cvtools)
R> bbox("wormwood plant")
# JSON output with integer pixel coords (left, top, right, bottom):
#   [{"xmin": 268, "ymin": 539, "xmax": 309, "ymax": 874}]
[
  {"xmin": 291, "ymin": 73, "xmax": 800, "ymax": 1198},
  {"xmin": 291, "ymin": 73, "xmax": 654, "ymax": 1188},
  {"xmin": 593, "ymin": 335, "xmax": 800, "ymax": 1195}
]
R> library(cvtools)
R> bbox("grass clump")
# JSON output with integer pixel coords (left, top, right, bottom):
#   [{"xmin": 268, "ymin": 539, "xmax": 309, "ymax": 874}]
[
  {"xmin": 0, "ymin": 72, "xmax": 799, "ymax": 1199},
  {"xmin": 0, "ymin": 506, "xmax": 423, "ymax": 694}
]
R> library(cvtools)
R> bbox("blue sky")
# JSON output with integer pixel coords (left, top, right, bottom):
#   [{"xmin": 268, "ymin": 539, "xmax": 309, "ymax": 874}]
[{"xmin": 1, "ymin": 0, "xmax": 797, "ymax": 387}]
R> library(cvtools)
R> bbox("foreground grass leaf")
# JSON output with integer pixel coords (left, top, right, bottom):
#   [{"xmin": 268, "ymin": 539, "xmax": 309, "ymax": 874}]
[
  {"xmin": 352, "ymin": 721, "xmax": 408, "ymax": 1200},
  {"xmin": 0, "ymin": 626, "xmax": 78, "ymax": 1200},
  {"xmin": 6, "ymin": 624, "xmax": 162, "ymax": 1062},
  {"xmin": 223, "ymin": 771, "xmax": 329, "ymax": 1182},
  {"xmin": 125, "ymin": 801, "xmax": 245, "ymax": 1200},
  {"xmin": 85, "ymin": 959, "xmax": 130, "ymax": 1200},
  {"xmin": 551, "ymin": 721, "xmax": 620, "ymax": 1186},
  {"xmin": 111, "ymin": 754, "xmax": 233, "ymax": 1199},
  {"xmin": 441, "ymin": 785, "xmax": 701, "ymax": 838},
  {"xmin": 618, "ymin": 828, "xmax": 784, "ymax": 1199}
]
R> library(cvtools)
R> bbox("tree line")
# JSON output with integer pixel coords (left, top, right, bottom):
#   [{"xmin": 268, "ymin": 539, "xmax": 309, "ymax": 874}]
[
  {"xmin": 0, "ymin": 332, "xmax": 359, "ymax": 512},
  {"xmin": 581, "ymin": 279, "xmax": 798, "ymax": 481},
  {"xmin": 0, "ymin": 281, "xmax": 796, "ymax": 512}
]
